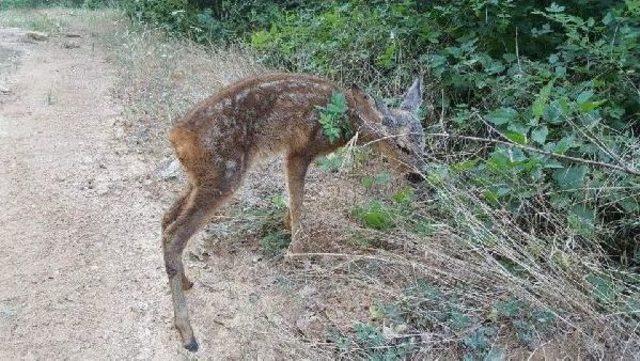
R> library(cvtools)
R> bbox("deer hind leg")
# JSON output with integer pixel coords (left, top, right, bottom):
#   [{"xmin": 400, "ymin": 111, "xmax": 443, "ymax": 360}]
[
  {"xmin": 162, "ymin": 178, "xmax": 237, "ymax": 352},
  {"xmin": 162, "ymin": 183, "xmax": 195, "ymax": 290},
  {"xmin": 162, "ymin": 183, "xmax": 193, "ymax": 232},
  {"xmin": 284, "ymin": 152, "xmax": 312, "ymax": 254}
]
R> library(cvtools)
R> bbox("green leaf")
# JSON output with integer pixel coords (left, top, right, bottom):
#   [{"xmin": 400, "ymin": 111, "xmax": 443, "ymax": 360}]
[
  {"xmin": 318, "ymin": 91, "xmax": 350, "ymax": 143},
  {"xmin": 568, "ymin": 204, "xmax": 596, "ymax": 235},
  {"xmin": 532, "ymin": 81, "xmax": 554, "ymax": 120},
  {"xmin": 553, "ymin": 135, "xmax": 575, "ymax": 154},
  {"xmin": 547, "ymin": 3, "xmax": 566, "ymax": 12},
  {"xmin": 451, "ymin": 159, "xmax": 478, "ymax": 172},
  {"xmin": 485, "ymin": 348, "xmax": 506, "ymax": 361},
  {"xmin": 620, "ymin": 198, "xmax": 640, "ymax": 213},
  {"xmin": 487, "ymin": 107, "xmax": 517, "ymax": 125},
  {"xmin": 553, "ymin": 166, "xmax": 587, "ymax": 190},
  {"xmin": 376, "ymin": 43, "xmax": 396, "ymax": 69},
  {"xmin": 576, "ymin": 90, "xmax": 593, "ymax": 104},
  {"xmin": 493, "ymin": 298, "xmax": 522, "ymax": 318},
  {"xmin": 483, "ymin": 190, "xmax": 499, "ymax": 204},
  {"xmin": 448, "ymin": 311, "xmax": 472, "ymax": 331},
  {"xmin": 375, "ymin": 172, "xmax": 391, "ymax": 185},
  {"xmin": 361, "ymin": 176, "xmax": 374, "ymax": 189},
  {"xmin": 531, "ymin": 126, "xmax": 549, "ymax": 144},
  {"xmin": 353, "ymin": 201, "xmax": 395, "ymax": 230},
  {"xmin": 543, "ymin": 159, "xmax": 564, "ymax": 169},
  {"xmin": 579, "ymin": 100, "xmax": 606, "ymax": 113},
  {"xmin": 505, "ymin": 130, "xmax": 527, "ymax": 144},
  {"xmin": 547, "ymin": 98, "xmax": 570, "ymax": 124}
]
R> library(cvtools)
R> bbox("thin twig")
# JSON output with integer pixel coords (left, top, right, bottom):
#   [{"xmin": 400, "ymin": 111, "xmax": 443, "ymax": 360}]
[
  {"xmin": 428, "ymin": 132, "xmax": 640, "ymax": 176},
  {"xmin": 439, "ymin": 89, "xmax": 446, "ymax": 132},
  {"xmin": 515, "ymin": 27, "xmax": 523, "ymax": 73}
]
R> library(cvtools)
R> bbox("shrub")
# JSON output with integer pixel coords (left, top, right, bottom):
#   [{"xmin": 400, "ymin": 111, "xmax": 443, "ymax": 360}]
[
  {"xmin": 2, "ymin": 0, "xmax": 111, "ymax": 8},
  {"xmin": 240, "ymin": 0, "xmax": 640, "ymax": 263}
]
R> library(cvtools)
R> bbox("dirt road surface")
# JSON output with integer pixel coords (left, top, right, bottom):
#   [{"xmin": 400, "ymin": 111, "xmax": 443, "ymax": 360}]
[
  {"xmin": 0, "ymin": 22, "xmax": 186, "ymax": 360},
  {"xmin": 0, "ymin": 14, "xmax": 315, "ymax": 360}
]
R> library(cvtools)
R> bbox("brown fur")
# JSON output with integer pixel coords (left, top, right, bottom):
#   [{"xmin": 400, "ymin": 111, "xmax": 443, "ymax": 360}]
[{"xmin": 161, "ymin": 73, "xmax": 425, "ymax": 351}]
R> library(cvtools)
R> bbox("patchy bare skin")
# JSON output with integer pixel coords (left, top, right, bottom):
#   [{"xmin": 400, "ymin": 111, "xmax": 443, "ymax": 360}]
[{"xmin": 163, "ymin": 73, "xmax": 425, "ymax": 350}]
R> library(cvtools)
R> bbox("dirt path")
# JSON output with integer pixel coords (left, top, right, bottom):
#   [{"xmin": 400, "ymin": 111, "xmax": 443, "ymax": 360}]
[{"xmin": 0, "ymin": 23, "xmax": 186, "ymax": 360}]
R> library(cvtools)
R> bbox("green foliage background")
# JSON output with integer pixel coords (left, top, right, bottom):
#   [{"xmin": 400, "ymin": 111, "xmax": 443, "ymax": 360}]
[
  {"xmin": 121, "ymin": 0, "xmax": 640, "ymax": 264},
  {"xmin": 1, "ymin": 0, "xmax": 112, "ymax": 8}
]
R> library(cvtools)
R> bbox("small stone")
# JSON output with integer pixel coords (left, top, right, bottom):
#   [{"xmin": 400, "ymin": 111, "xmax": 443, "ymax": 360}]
[
  {"xmin": 26, "ymin": 31, "xmax": 49, "ymax": 41},
  {"xmin": 62, "ymin": 41, "xmax": 80, "ymax": 49},
  {"xmin": 131, "ymin": 302, "xmax": 148, "ymax": 314},
  {"xmin": 0, "ymin": 85, "xmax": 10, "ymax": 94},
  {"xmin": 298, "ymin": 285, "xmax": 317, "ymax": 298}
]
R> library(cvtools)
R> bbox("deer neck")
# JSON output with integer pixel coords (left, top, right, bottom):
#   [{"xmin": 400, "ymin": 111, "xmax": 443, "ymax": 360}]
[{"xmin": 345, "ymin": 90, "xmax": 385, "ymax": 145}]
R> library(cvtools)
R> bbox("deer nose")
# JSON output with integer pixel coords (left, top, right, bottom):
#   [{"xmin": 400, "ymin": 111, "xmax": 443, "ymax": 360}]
[{"xmin": 406, "ymin": 172, "xmax": 425, "ymax": 184}]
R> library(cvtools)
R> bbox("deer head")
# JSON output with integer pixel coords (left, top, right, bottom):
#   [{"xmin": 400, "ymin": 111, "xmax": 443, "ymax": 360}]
[{"xmin": 350, "ymin": 78, "xmax": 426, "ymax": 180}]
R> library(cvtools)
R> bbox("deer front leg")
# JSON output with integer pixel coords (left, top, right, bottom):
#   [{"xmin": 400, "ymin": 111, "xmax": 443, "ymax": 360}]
[{"xmin": 284, "ymin": 152, "xmax": 312, "ymax": 254}]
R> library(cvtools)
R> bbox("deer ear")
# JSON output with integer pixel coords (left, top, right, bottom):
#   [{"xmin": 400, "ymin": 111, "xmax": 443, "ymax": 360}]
[{"xmin": 400, "ymin": 78, "xmax": 423, "ymax": 112}]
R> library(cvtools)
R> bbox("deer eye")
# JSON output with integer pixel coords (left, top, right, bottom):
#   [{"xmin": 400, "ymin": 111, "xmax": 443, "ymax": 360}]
[{"xmin": 398, "ymin": 144, "xmax": 412, "ymax": 155}]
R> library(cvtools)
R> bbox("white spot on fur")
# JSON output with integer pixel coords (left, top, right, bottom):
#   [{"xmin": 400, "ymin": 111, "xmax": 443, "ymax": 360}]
[{"xmin": 225, "ymin": 160, "xmax": 237, "ymax": 172}]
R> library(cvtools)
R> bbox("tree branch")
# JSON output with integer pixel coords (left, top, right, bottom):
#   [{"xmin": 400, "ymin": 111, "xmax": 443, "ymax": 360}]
[{"xmin": 428, "ymin": 132, "xmax": 640, "ymax": 176}]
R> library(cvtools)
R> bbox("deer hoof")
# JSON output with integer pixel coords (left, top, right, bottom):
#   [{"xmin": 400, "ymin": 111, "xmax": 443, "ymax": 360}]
[{"xmin": 184, "ymin": 338, "xmax": 199, "ymax": 352}]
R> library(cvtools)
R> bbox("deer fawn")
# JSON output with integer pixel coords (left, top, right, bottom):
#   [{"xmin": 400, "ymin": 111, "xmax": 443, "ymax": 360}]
[{"xmin": 161, "ymin": 73, "xmax": 425, "ymax": 351}]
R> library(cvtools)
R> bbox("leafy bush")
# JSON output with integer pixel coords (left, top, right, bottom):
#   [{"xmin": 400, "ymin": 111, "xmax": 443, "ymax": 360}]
[
  {"xmin": 122, "ymin": 0, "xmax": 295, "ymax": 42},
  {"xmin": 2, "ymin": 0, "xmax": 111, "ymax": 8},
  {"xmin": 244, "ymin": 0, "xmax": 640, "ymax": 264}
]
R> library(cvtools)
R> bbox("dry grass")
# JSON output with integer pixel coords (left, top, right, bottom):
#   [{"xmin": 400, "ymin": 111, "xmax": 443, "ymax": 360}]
[
  {"xmin": 102, "ymin": 19, "xmax": 264, "ymax": 155},
  {"xmin": 95, "ymin": 11, "xmax": 640, "ymax": 360}
]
